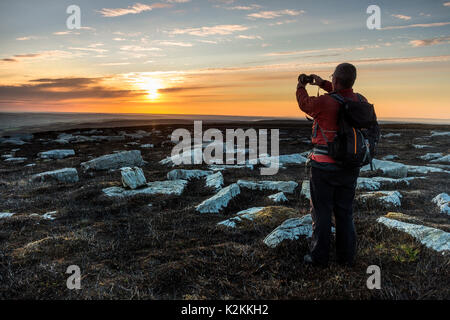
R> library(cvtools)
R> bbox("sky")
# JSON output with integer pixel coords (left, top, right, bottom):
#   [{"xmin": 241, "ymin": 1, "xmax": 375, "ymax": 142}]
[{"xmin": 0, "ymin": 0, "xmax": 449, "ymax": 120}]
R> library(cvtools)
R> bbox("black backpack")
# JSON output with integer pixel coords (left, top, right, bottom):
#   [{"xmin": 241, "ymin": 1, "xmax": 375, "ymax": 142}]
[{"xmin": 315, "ymin": 93, "xmax": 380, "ymax": 169}]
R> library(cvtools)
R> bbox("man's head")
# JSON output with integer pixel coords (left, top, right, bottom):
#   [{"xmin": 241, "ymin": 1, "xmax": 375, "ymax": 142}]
[{"xmin": 332, "ymin": 63, "xmax": 357, "ymax": 91}]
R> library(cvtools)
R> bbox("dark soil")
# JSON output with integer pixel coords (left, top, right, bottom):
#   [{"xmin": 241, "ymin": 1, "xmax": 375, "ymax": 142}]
[{"xmin": 0, "ymin": 121, "xmax": 449, "ymax": 299}]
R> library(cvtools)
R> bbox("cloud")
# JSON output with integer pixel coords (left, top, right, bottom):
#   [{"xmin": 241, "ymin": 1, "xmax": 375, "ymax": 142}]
[
  {"xmin": 159, "ymin": 41, "xmax": 193, "ymax": 47},
  {"xmin": 444, "ymin": 2, "xmax": 450, "ymax": 7},
  {"xmin": 226, "ymin": 4, "xmax": 261, "ymax": 10},
  {"xmin": 120, "ymin": 45, "xmax": 162, "ymax": 52},
  {"xmin": 0, "ymin": 77, "xmax": 143, "ymax": 102},
  {"xmin": 236, "ymin": 35, "xmax": 263, "ymax": 40},
  {"xmin": 392, "ymin": 14, "xmax": 411, "ymax": 20},
  {"xmin": 170, "ymin": 24, "xmax": 248, "ymax": 36},
  {"xmin": 409, "ymin": 36, "xmax": 450, "ymax": 47},
  {"xmin": 98, "ymin": 2, "xmax": 171, "ymax": 17},
  {"xmin": 0, "ymin": 50, "xmax": 72, "ymax": 63},
  {"xmin": 247, "ymin": 9, "xmax": 304, "ymax": 19},
  {"xmin": 69, "ymin": 47, "xmax": 108, "ymax": 53},
  {"xmin": 382, "ymin": 21, "xmax": 450, "ymax": 30},
  {"xmin": 166, "ymin": 0, "xmax": 191, "ymax": 2}
]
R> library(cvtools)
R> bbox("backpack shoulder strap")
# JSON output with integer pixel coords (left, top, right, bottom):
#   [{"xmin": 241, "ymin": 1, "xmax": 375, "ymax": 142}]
[{"xmin": 328, "ymin": 93, "xmax": 346, "ymax": 104}]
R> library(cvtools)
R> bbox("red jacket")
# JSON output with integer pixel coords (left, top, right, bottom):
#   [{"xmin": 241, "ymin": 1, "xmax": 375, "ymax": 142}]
[{"xmin": 296, "ymin": 80, "xmax": 367, "ymax": 163}]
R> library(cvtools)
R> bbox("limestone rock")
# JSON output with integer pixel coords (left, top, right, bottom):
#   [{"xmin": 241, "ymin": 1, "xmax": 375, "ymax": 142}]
[
  {"xmin": 268, "ymin": 192, "xmax": 288, "ymax": 203},
  {"xmin": 205, "ymin": 172, "xmax": 224, "ymax": 191},
  {"xmin": 300, "ymin": 180, "xmax": 311, "ymax": 200},
  {"xmin": 81, "ymin": 150, "xmax": 144, "ymax": 171},
  {"xmin": 377, "ymin": 216, "xmax": 450, "ymax": 253},
  {"xmin": 31, "ymin": 168, "xmax": 79, "ymax": 183},
  {"xmin": 167, "ymin": 169, "xmax": 213, "ymax": 181},
  {"xmin": 38, "ymin": 149, "xmax": 75, "ymax": 159},
  {"xmin": 103, "ymin": 180, "xmax": 188, "ymax": 197},
  {"xmin": 121, "ymin": 167, "xmax": 147, "ymax": 189},
  {"xmin": 237, "ymin": 180, "xmax": 298, "ymax": 194},
  {"xmin": 432, "ymin": 193, "xmax": 450, "ymax": 215},
  {"xmin": 196, "ymin": 183, "xmax": 240, "ymax": 214}
]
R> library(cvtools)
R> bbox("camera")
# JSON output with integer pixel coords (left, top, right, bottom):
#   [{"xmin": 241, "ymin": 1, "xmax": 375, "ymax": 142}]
[{"xmin": 298, "ymin": 74, "xmax": 314, "ymax": 85}]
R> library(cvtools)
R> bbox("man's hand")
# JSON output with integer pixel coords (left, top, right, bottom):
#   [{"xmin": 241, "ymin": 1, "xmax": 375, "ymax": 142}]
[{"xmin": 311, "ymin": 74, "xmax": 324, "ymax": 86}]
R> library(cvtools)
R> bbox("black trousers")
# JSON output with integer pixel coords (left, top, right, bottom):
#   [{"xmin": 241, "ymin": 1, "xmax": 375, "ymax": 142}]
[{"xmin": 309, "ymin": 165, "xmax": 360, "ymax": 266}]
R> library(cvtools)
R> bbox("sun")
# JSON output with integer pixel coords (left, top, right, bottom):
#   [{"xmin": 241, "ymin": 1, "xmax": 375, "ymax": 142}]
[
  {"xmin": 142, "ymin": 78, "xmax": 162, "ymax": 100},
  {"xmin": 134, "ymin": 76, "xmax": 163, "ymax": 100}
]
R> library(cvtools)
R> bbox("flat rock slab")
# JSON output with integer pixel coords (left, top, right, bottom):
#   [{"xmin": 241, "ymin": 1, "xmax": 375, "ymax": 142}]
[
  {"xmin": 430, "ymin": 155, "xmax": 450, "ymax": 164},
  {"xmin": 377, "ymin": 216, "xmax": 450, "ymax": 253},
  {"xmin": 357, "ymin": 191, "xmax": 402, "ymax": 208},
  {"xmin": 430, "ymin": 131, "xmax": 450, "ymax": 138},
  {"xmin": 301, "ymin": 181, "xmax": 311, "ymax": 200},
  {"xmin": 38, "ymin": 149, "xmax": 75, "ymax": 159},
  {"xmin": 268, "ymin": 192, "xmax": 288, "ymax": 203},
  {"xmin": 218, "ymin": 207, "xmax": 266, "ymax": 228},
  {"xmin": 196, "ymin": 183, "xmax": 241, "ymax": 214},
  {"xmin": 0, "ymin": 212, "xmax": 15, "ymax": 219},
  {"xmin": 432, "ymin": 193, "xmax": 450, "ymax": 215},
  {"xmin": 356, "ymin": 177, "xmax": 422, "ymax": 191},
  {"xmin": 258, "ymin": 153, "xmax": 308, "ymax": 167},
  {"xmin": 4, "ymin": 157, "xmax": 27, "ymax": 163},
  {"xmin": 103, "ymin": 180, "xmax": 188, "ymax": 197},
  {"xmin": 121, "ymin": 167, "xmax": 147, "ymax": 189},
  {"xmin": 167, "ymin": 169, "xmax": 213, "ymax": 180},
  {"xmin": 419, "ymin": 153, "xmax": 443, "ymax": 161},
  {"xmin": 264, "ymin": 214, "xmax": 313, "ymax": 248},
  {"xmin": 237, "ymin": 180, "xmax": 298, "ymax": 194},
  {"xmin": 81, "ymin": 150, "xmax": 144, "ymax": 171},
  {"xmin": 361, "ymin": 159, "xmax": 408, "ymax": 178},
  {"xmin": 205, "ymin": 172, "xmax": 224, "ymax": 191},
  {"xmin": 31, "ymin": 168, "xmax": 79, "ymax": 183}
]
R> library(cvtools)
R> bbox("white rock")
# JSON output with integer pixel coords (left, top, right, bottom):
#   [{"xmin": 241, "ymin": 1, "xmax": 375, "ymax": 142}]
[
  {"xmin": 205, "ymin": 172, "xmax": 224, "ymax": 191},
  {"xmin": 42, "ymin": 211, "xmax": 57, "ymax": 220},
  {"xmin": 218, "ymin": 207, "xmax": 266, "ymax": 228},
  {"xmin": 237, "ymin": 180, "xmax": 298, "ymax": 194},
  {"xmin": 268, "ymin": 192, "xmax": 288, "ymax": 203},
  {"xmin": 301, "ymin": 181, "xmax": 311, "ymax": 200},
  {"xmin": 167, "ymin": 169, "xmax": 213, "ymax": 180},
  {"xmin": 358, "ymin": 191, "xmax": 402, "ymax": 208},
  {"xmin": 382, "ymin": 133, "xmax": 401, "ymax": 138},
  {"xmin": 31, "ymin": 168, "xmax": 79, "ymax": 183},
  {"xmin": 263, "ymin": 215, "xmax": 313, "ymax": 248},
  {"xmin": 432, "ymin": 193, "xmax": 450, "ymax": 215},
  {"xmin": 430, "ymin": 131, "xmax": 450, "ymax": 138},
  {"xmin": 103, "ymin": 180, "xmax": 188, "ymax": 197},
  {"xmin": 361, "ymin": 159, "xmax": 408, "ymax": 178},
  {"xmin": 81, "ymin": 150, "xmax": 144, "ymax": 171},
  {"xmin": 356, "ymin": 177, "xmax": 422, "ymax": 191},
  {"xmin": 121, "ymin": 167, "xmax": 147, "ymax": 189},
  {"xmin": 430, "ymin": 155, "xmax": 450, "ymax": 164},
  {"xmin": 91, "ymin": 135, "xmax": 125, "ymax": 142},
  {"xmin": 141, "ymin": 144, "xmax": 154, "ymax": 149},
  {"xmin": 208, "ymin": 164, "xmax": 254, "ymax": 171},
  {"xmin": 258, "ymin": 153, "xmax": 308, "ymax": 167},
  {"xmin": 159, "ymin": 148, "xmax": 204, "ymax": 167},
  {"xmin": 405, "ymin": 165, "xmax": 450, "ymax": 174},
  {"xmin": 377, "ymin": 217, "xmax": 449, "ymax": 253},
  {"xmin": 4, "ymin": 157, "xmax": 27, "ymax": 163},
  {"xmin": 382, "ymin": 155, "xmax": 399, "ymax": 161},
  {"xmin": 419, "ymin": 153, "xmax": 443, "ymax": 161},
  {"xmin": 0, "ymin": 212, "xmax": 15, "ymax": 219},
  {"xmin": 25, "ymin": 163, "xmax": 36, "ymax": 167},
  {"xmin": 0, "ymin": 138, "xmax": 26, "ymax": 145},
  {"xmin": 196, "ymin": 183, "xmax": 241, "ymax": 214},
  {"xmin": 38, "ymin": 149, "xmax": 75, "ymax": 159},
  {"xmin": 1, "ymin": 154, "xmax": 13, "ymax": 159},
  {"xmin": 412, "ymin": 144, "xmax": 431, "ymax": 149}
]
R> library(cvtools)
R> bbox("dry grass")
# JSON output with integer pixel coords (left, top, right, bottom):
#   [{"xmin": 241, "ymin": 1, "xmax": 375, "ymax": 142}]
[{"xmin": 0, "ymin": 121, "xmax": 449, "ymax": 300}]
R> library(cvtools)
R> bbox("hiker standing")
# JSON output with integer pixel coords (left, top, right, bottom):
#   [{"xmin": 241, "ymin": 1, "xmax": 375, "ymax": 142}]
[{"xmin": 296, "ymin": 63, "xmax": 380, "ymax": 267}]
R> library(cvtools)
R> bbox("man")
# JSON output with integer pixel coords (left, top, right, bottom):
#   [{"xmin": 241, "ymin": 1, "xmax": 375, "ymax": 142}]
[{"xmin": 296, "ymin": 63, "xmax": 365, "ymax": 267}]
